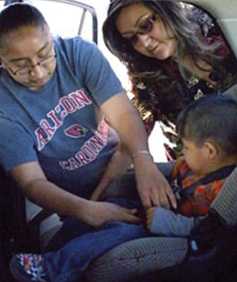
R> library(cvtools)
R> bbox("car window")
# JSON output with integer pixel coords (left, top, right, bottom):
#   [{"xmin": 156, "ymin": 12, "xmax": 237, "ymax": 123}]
[{"xmin": 1, "ymin": 0, "xmax": 97, "ymax": 43}]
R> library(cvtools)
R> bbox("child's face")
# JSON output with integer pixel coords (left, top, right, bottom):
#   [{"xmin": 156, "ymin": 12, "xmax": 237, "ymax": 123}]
[{"xmin": 182, "ymin": 138, "xmax": 208, "ymax": 176}]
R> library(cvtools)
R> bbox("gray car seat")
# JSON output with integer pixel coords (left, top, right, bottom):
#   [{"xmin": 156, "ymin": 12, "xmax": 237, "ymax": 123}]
[
  {"xmin": 84, "ymin": 167, "xmax": 237, "ymax": 282},
  {"xmin": 1, "ymin": 164, "xmax": 237, "ymax": 282}
]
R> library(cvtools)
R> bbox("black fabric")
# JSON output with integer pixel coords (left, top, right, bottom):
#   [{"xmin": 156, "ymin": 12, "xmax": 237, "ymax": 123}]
[
  {"xmin": 188, "ymin": 209, "xmax": 226, "ymax": 254},
  {"xmin": 176, "ymin": 164, "xmax": 236, "ymax": 198},
  {"xmin": 0, "ymin": 167, "xmax": 21, "ymax": 281},
  {"xmin": 0, "ymin": 186, "xmax": 15, "ymax": 282},
  {"xmin": 0, "ymin": 166, "xmax": 40, "ymax": 281},
  {"xmin": 133, "ymin": 211, "xmax": 237, "ymax": 282},
  {"xmin": 179, "ymin": 211, "xmax": 237, "ymax": 282}
]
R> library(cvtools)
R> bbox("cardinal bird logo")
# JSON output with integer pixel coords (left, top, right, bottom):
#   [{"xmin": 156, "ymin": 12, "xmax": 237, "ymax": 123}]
[{"xmin": 64, "ymin": 124, "xmax": 88, "ymax": 138}]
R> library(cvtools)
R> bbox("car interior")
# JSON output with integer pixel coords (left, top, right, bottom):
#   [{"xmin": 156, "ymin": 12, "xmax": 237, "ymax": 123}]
[{"xmin": 0, "ymin": 0, "xmax": 236, "ymax": 281}]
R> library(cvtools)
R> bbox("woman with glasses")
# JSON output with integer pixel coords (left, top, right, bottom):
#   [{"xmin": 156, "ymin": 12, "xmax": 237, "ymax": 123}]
[
  {"xmin": 83, "ymin": 2, "xmax": 237, "ymax": 281},
  {"xmin": 102, "ymin": 0, "xmax": 237, "ymax": 162}
]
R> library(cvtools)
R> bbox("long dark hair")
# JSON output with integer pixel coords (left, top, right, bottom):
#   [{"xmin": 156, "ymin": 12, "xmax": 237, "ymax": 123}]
[
  {"xmin": 104, "ymin": 0, "xmax": 218, "ymax": 64},
  {"xmin": 103, "ymin": 0, "xmax": 233, "ymax": 122}
]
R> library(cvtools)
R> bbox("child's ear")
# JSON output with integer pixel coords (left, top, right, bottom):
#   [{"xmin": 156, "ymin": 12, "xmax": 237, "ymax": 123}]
[{"xmin": 203, "ymin": 140, "xmax": 218, "ymax": 160}]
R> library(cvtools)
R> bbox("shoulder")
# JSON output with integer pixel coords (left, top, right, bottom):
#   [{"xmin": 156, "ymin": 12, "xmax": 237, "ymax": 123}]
[
  {"xmin": 55, "ymin": 36, "xmax": 98, "ymax": 52},
  {"xmin": 53, "ymin": 36, "xmax": 105, "ymax": 77},
  {"xmin": 54, "ymin": 36, "xmax": 100, "ymax": 62}
]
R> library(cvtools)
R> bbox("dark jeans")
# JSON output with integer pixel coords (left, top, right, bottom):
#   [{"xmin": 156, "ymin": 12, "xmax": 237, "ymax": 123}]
[
  {"xmin": 44, "ymin": 221, "xmax": 147, "ymax": 282},
  {"xmin": 44, "ymin": 163, "xmax": 173, "ymax": 282},
  {"xmin": 44, "ymin": 198, "xmax": 147, "ymax": 282}
]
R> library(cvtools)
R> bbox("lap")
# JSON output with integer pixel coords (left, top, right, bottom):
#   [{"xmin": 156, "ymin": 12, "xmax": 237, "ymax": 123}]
[
  {"xmin": 45, "ymin": 198, "xmax": 142, "ymax": 252},
  {"xmin": 45, "ymin": 162, "xmax": 173, "ymax": 252},
  {"xmin": 45, "ymin": 217, "xmax": 95, "ymax": 251}
]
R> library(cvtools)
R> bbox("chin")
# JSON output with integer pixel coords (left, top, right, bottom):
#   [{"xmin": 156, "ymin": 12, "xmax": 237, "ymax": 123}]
[
  {"xmin": 154, "ymin": 49, "xmax": 173, "ymax": 61},
  {"xmin": 155, "ymin": 42, "xmax": 177, "ymax": 61},
  {"xmin": 155, "ymin": 53, "xmax": 172, "ymax": 61}
]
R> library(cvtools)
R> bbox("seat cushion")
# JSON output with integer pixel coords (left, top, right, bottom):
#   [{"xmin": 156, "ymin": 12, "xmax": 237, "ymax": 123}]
[{"xmin": 85, "ymin": 237, "xmax": 188, "ymax": 282}]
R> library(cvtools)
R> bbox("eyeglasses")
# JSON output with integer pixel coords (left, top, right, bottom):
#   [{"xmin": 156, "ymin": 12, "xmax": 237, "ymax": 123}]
[
  {"xmin": 127, "ymin": 14, "xmax": 158, "ymax": 45},
  {"xmin": 2, "ymin": 48, "xmax": 56, "ymax": 77}
]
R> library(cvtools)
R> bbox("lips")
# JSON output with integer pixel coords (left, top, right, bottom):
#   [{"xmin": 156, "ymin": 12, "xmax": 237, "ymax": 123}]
[
  {"xmin": 147, "ymin": 41, "xmax": 161, "ymax": 53},
  {"xmin": 30, "ymin": 78, "xmax": 48, "ymax": 86},
  {"xmin": 26, "ymin": 78, "xmax": 48, "ymax": 90}
]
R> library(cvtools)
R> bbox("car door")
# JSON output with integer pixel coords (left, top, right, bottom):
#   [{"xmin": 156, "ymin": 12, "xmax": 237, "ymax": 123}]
[{"xmin": 1, "ymin": 0, "xmax": 98, "ymax": 43}]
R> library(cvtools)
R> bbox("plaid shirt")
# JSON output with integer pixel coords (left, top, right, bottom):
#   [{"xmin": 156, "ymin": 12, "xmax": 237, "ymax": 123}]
[{"xmin": 171, "ymin": 158, "xmax": 225, "ymax": 217}]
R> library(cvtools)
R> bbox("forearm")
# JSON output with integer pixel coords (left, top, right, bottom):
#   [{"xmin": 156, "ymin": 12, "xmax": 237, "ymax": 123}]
[
  {"xmin": 114, "ymin": 111, "xmax": 149, "ymax": 156},
  {"xmin": 102, "ymin": 94, "xmax": 176, "ymax": 208},
  {"xmin": 102, "ymin": 94, "xmax": 149, "ymax": 157},
  {"xmin": 10, "ymin": 161, "xmax": 140, "ymax": 227},
  {"xmin": 22, "ymin": 178, "xmax": 90, "ymax": 221}
]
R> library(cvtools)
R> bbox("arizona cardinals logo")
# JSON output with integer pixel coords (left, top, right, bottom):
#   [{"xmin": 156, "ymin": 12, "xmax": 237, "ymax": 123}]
[{"xmin": 64, "ymin": 124, "xmax": 88, "ymax": 138}]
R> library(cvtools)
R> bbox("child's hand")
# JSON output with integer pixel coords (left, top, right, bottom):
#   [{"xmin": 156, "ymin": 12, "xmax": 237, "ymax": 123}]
[{"xmin": 146, "ymin": 207, "xmax": 156, "ymax": 230}]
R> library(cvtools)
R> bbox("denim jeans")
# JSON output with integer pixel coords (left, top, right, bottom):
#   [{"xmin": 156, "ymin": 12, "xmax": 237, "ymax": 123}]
[
  {"xmin": 43, "ymin": 197, "xmax": 147, "ymax": 282},
  {"xmin": 43, "ymin": 163, "xmax": 173, "ymax": 282},
  {"xmin": 44, "ymin": 221, "xmax": 147, "ymax": 282}
]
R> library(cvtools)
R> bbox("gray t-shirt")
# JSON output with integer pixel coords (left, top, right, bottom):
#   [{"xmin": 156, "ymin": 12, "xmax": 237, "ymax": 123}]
[{"xmin": 0, "ymin": 36, "xmax": 123, "ymax": 198}]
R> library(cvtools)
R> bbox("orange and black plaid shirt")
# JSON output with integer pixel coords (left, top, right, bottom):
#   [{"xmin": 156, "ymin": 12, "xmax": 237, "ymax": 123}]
[{"xmin": 171, "ymin": 158, "xmax": 225, "ymax": 217}]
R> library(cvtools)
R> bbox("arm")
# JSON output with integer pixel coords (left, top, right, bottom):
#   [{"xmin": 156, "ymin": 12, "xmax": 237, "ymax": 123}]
[
  {"xmin": 101, "ymin": 93, "xmax": 177, "ymax": 209},
  {"xmin": 146, "ymin": 207, "xmax": 201, "ymax": 237},
  {"xmin": 90, "ymin": 143, "xmax": 131, "ymax": 201},
  {"xmin": 10, "ymin": 161, "xmax": 140, "ymax": 227},
  {"xmin": 76, "ymin": 40, "xmax": 176, "ymax": 208}
]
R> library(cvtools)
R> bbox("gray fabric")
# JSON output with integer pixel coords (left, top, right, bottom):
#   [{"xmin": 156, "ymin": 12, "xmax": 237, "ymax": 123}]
[
  {"xmin": 85, "ymin": 165, "xmax": 237, "ymax": 282},
  {"xmin": 149, "ymin": 207, "xmax": 195, "ymax": 237},
  {"xmin": 86, "ymin": 237, "xmax": 188, "ymax": 282},
  {"xmin": 222, "ymin": 83, "xmax": 237, "ymax": 102},
  {"xmin": 211, "ymin": 167, "xmax": 237, "ymax": 225},
  {"xmin": 85, "ymin": 162, "xmax": 186, "ymax": 282},
  {"xmin": 104, "ymin": 162, "xmax": 174, "ymax": 200}
]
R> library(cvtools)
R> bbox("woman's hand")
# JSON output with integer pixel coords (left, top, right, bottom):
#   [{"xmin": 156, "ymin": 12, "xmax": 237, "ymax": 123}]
[
  {"xmin": 134, "ymin": 155, "xmax": 177, "ymax": 209},
  {"xmin": 146, "ymin": 207, "xmax": 155, "ymax": 229},
  {"xmin": 82, "ymin": 200, "xmax": 141, "ymax": 227},
  {"xmin": 90, "ymin": 146, "xmax": 131, "ymax": 201}
]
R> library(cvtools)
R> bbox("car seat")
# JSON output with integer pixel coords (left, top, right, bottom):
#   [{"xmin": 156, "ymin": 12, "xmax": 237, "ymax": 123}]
[{"xmin": 2, "ymin": 166, "xmax": 237, "ymax": 282}]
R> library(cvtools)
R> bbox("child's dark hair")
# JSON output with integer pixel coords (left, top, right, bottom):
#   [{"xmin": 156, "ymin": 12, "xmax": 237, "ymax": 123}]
[
  {"xmin": 176, "ymin": 95, "xmax": 237, "ymax": 156},
  {"xmin": 0, "ymin": 3, "xmax": 47, "ymax": 48}
]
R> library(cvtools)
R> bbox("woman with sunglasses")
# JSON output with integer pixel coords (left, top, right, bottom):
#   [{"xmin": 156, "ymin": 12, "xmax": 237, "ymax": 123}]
[
  {"xmin": 91, "ymin": 0, "xmax": 237, "ymax": 203},
  {"xmin": 86, "ymin": 2, "xmax": 237, "ymax": 281},
  {"xmin": 102, "ymin": 0, "xmax": 237, "ymax": 162}
]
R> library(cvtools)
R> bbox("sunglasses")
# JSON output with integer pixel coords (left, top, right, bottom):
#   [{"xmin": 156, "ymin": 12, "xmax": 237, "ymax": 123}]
[{"xmin": 127, "ymin": 14, "xmax": 158, "ymax": 45}]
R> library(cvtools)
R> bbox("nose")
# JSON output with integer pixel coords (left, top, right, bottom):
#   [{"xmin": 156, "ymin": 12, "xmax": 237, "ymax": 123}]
[
  {"xmin": 29, "ymin": 62, "xmax": 45, "ymax": 79},
  {"xmin": 136, "ymin": 33, "xmax": 151, "ymax": 48}
]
